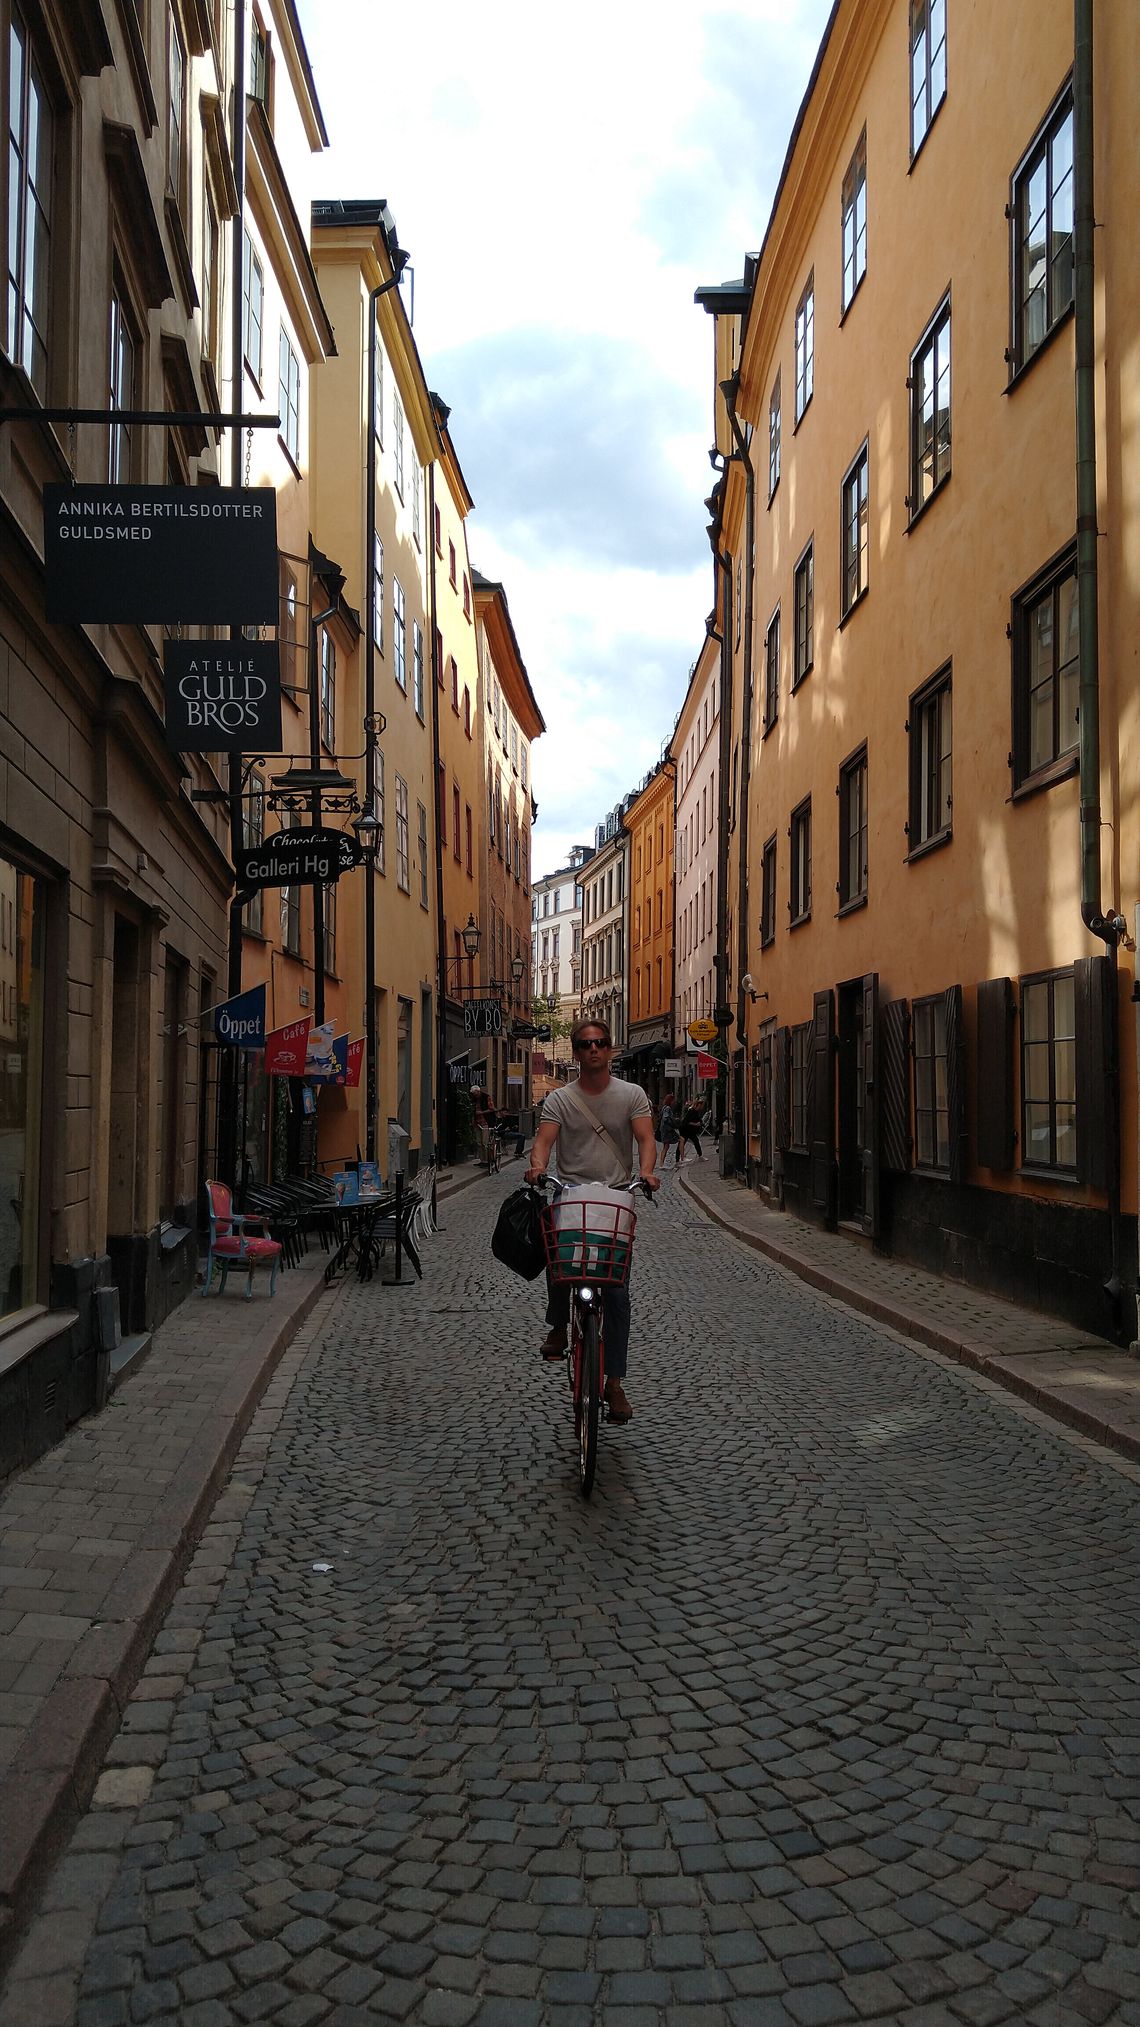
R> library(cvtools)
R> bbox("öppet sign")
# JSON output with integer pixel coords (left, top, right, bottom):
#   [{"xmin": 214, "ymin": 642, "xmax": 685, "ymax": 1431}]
[
  {"xmin": 164, "ymin": 639, "xmax": 282, "ymax": 752},
  {"xmin": 43, "ymin": 484, "xmax": 279, "ymax": 624}
]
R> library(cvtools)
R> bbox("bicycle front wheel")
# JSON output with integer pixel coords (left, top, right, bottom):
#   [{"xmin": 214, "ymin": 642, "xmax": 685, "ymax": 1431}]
[{"xmin": 576, "ymin": 1303, "xmax": 601, "ymax": 1497}]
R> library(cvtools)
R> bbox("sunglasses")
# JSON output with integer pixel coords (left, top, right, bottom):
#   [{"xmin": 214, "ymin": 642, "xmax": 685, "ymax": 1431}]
[{"xmin": 574, "ymin": 1038, "xmax": 609, "ymax": 1051}]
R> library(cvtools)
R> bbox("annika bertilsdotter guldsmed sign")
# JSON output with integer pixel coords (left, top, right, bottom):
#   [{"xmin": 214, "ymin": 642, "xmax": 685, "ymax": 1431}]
[
  {"xmin": 42, "ymin": 484, "xmax": 279, "ymax": 624},
  {"xmin": 163, "ymin": 639, "xmax": 283, "ymax": 753}
]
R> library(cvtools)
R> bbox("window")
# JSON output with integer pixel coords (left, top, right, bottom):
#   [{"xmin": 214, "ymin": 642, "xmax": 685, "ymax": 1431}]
[
  {"xmin": 452, "ymin": 784, "xmax": 461, "ymax": 862},
  {"xmin": 907, "ymin": 995, "xmax": 949, "ymax": 1170},
  {"xmin": 464, "ymin": 687, "xmax": 471, "ymax": 737},
  {"xmin": 278, "ymin": 326, "xmax": 301, "ymax": 464},
  {"xmin": 395, "ymin": 776, "xmax": 409, "ymax": 891},
  {"xmin": 768, "ymin": 373, "xmax": 781, "ymax": 497},
  {"xmin": 839, "ymin": 746, "xmax": 868, "ymax": 908},
  {"xmin": 323, "ymin": 881, "xmax": 337, "ymax": 975},
  {"xmin": 760, "ymin": 835, "xmax": 777, "ymax": 947},
  {"xmin": 393, "ymin": 390, "xmax": 405, "ymax": 495},
  {"xmin": 450, "ymin": 656, "xmax": 459, "ymax": 713},
  {"xmin": 167, "ymin": 14, "xmax": 188, "ymax": 223},
  {"xmin": 392, "ymin": 579, "xmax": 406, "ymax": 690},
  {"xmin": 202, "ymin": 185, "xmax": 220, "ymax": 362},
  {"xmin": 320, "ymin": 629, "xmax": 335, "ymax": 750},
  {"xmin": 790, "ymin": 797, "xmax": 811, "ymax": 925},
  {"xmin": 1012, "ymin": 547, "xmax": 1079, "ymax": 789},
  {"xmin": 437, "ymin": 761, "xmax": 446, "ymax": 848},
  {"xmin": 242, "ymin": 230, "xmax": 264, "ymax": 381},
  {"xmin": 411, "ymin": 456, "xmax": 421, "ymax": 545},
  {"xmin": 372, "ymin": 535, "xmax": 384, "ymax": 652},
  {"xmin": 374, "ymin": 746, "xmax": 386, "ymax": 875},
  {"xmin": 279, "ymin": 561, "xmax": 300, "ymax": 691},
  {"xmin": 1011, "ymin": 87, "xmax": 1074, "ymax": 375},
  {"xmin": 448, "ymin": 539, "xmax": 457, "ymax": 588},
  {"xmin": 6, "ymin": 6, "xmax": 55, "ymax": 396},
  {"xmin": 793, "ymin": 541, "xmax": 814, "ymax": 687},
  {"xmin": 790, "ymin": 1023, "xmax": 810, "ymax": 1151},
  {"xmin": 417, "ymin": 802, "xmax": 429, "ymax": 908},
  {"xmin": 108, "ymin": 282, "xmax": 136, "ymax": 482},
  {"xmin": 794, "ymin": 272, "xmax": 814, "ymax": 421},
  {"xmin": 841, "ymin": 130, "xmax": 867, "ymax": 311},
  {"xmin": 242, "ymin": 775, "xmax": 263, "ymax": 935},
  {"xmin": 1021, "ymin": 970, "xmax": 1076, "ymax": 1172},
  {"xmin": 463, "ymin": 573, "xmax": 471, "ymax": 619},
  {"xmin": 465, "ymin": 804, "xmax": 473, "ymax": 875},
  {"xmin": 435, "ymin": 628, "xmax": 444, "ymax": 688},
  {"xmin": 412, "ymin": 622, "xmax": 424, "ymax": 719},
  {"xmin": 281, "ymin": 882, "xmax": 301, "ymax": 955},
  {"xmin": 763, "ymin": 607, "xmax": 780, "ymax": 732},
  {"xmin": 910, "ymin": 296, "xmax": 951, "ymax": 514},
  {"xmin": 373, "ymin": 339, "xmax": 384, "ymax": 446},
  {"xmin": 250, "ymin": 16, "xmax": 271, "ymax": 109},
  {"xmin": 910, "ymin": 0, "xmax": 946, "ymax": 156},
  {"xmin": 909, "ymin": 666, "xmax": 952, "ymax": 851},
  {"xmin": 841, "ymin": 442, "xmax": 869, "ymax": 616}
]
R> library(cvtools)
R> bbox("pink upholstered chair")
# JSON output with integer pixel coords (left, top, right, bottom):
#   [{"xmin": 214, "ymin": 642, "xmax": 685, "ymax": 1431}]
[{"xmin": 202, "ymin": 1181, "xmax": 282, "ymax": 1299}]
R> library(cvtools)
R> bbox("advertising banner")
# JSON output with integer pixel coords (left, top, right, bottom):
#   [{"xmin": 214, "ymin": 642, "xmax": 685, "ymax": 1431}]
[
  {"xmin": 164, "ymin": 639, "xmax": 282, "ymax": 752},
  {"xmin": 697, "ymin": 1051, "xmax": 719, "ymax": 1080},
  {"xmin": 303, "ymin": 1021, "xmax": 337, "ymax": 1078},
  {"xmin": 43, "ymin": 485, "xmax": 279, "ymax": 623},
  {"xmin": 213, "ymin": 982, "xmax": 267, "ymax": 1048},
  {"xmin": 264, "ymin": 1018, "xmax": 310, "ymax": 1076},
  {"xmin": 306, "ymin": 1032, "xmax": 348, "ymax": 1083},
  {"xmin": 344, "ymin": 1039, "xmax": 364, "ymax": 1088}
]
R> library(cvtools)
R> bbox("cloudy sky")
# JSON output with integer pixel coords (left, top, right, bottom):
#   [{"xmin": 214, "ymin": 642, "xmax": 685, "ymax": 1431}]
[{"xmin": 297, "ymin": 0, "xmax": 833, "ymax": 876}]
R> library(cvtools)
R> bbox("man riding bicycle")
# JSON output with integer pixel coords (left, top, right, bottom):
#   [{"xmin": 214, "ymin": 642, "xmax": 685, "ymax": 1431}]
[{"xmin": 524, "ymin": 1016, "xmax": 660, "ymax": 1421}]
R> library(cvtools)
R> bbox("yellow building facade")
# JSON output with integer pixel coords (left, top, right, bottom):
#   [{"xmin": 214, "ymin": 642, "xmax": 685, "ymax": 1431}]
[
  {"xmin": 311, "ymin": 203, "xmax": 440, "ymax": 1177},
  {"xmin": 701, "ymin": 0, "xmax": 1140, "ymax": 1338},
  {"xmin": 623, "ymin": 764, "xmax": 675, "ymax": 1102}
]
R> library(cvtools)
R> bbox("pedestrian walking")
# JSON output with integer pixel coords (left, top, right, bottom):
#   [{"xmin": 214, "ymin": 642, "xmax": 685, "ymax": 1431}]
[
  {"xmin": 676, "ymin": 1097, "xmax": 707, "ymax": 1165},
  {"xmin": 656, "ymin": 1097, "xmax": 678, "ymax": 1169}
]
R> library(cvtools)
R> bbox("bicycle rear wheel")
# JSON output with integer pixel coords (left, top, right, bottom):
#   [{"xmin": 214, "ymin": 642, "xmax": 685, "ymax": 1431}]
[{"xmin": 576, "ymin": 1303, "xmax": 602, "ymax": 1497}]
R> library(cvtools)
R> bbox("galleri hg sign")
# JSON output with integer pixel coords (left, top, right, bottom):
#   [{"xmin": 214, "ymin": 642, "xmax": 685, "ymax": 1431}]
[
  {"xmin": 237, "ymin": 827, "xmax": 363, "ymax": 892},
  {"xmin": 163, "ymin": 640, "xmax": 282, "ymax": 752},
  {"xmin": 43, "ymin": 485, "xmax": 278, "ymax": 624}
]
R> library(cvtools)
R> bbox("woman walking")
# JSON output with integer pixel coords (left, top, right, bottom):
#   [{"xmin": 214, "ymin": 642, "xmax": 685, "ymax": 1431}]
[
  {"xmin": 657, "ymin": 1097, "xmax": 678, "ymax": 1169},
  {"xmin": 675, "ymin": 1097, "xmax": 707, "ymax": 1165}
]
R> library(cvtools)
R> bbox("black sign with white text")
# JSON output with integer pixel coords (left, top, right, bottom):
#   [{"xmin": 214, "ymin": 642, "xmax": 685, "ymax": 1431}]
[
  {"xmin": 463, "ymin": 999, "xmax": 504, "ymax": 1038},
  {"xmin": 164, "ymin": 640, "xmax": 282, "ymax": 752},
  {"xmin": 43, "ymin": 485, "xmax": 279, "ymax": 623},
  {"xmin": 237, "ymin": 827, "xmax": 363, "ymax": 891}
]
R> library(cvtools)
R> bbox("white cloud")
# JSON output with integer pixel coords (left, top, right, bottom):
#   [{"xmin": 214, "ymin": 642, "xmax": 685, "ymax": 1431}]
[{"xmin": 297, "ymin": 0, "xmax": 834, "ymax": 875}]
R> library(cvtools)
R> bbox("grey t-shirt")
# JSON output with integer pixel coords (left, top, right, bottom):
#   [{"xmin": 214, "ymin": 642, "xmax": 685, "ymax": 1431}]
[{"xmin": 542, "ymin": 1076, "xmax": 653, "ymax": 1187}]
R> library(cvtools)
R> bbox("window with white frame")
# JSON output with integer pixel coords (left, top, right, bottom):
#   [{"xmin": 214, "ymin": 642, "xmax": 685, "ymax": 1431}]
[
  {"xmin": 768, "ymin": 373, "xmax": 781, "ymax": 497},
  {"xmin": 793, "ymin": 540, "xmax": 814, "ymax": 687},
  {"xmin": 417, "ymin": 801, "xmax": 428, "ymax": 908},
  {"xmin": 373, "ymin": 745, "xmax": 386, "ymax": 875},
  {"xmin": 6, "ymin": 6, "xmax": 55, "ymax": 398},
  {"xmin": 841, "ymin": 130, "xmax": 867, "ymax": 311},
  {"xmin": 372, "ymin": 534, "xmax": 384, "ymax": 652},
  {"xmin": 794, "ymin": 272, "xmax": 814, "ymax": 421},
  {"xmin": 395, "ymin": 775, "xmax": 409, "ymax": 891},
  {"xmin": 411, "ymin": 454, "xmax": 421, "ymax": 545},
  {"xmin": 278, "ymin": 326, "xmax": 300, "ymax": 463},
  {"xmin": 242, "ymin": 230, "xmax": 264, "ymax": 381},
  {"xmin": 1011, "ymin": 86, "xmax": 1074, "ymax": 375},
  {"xmin": 910, "ymin": 0, "xmax": 946, "ymax": 158},
  {"xmin": 909, "ymin": 295, "xmax": 951, "ymax": 514},
  {"xmin": 393, "ymin": 390, "xmax": 405, "ymax": 495},
  {"xmin": 412, "ymin": 622, "xmax": 424, "ymax": 719},
  {"xmin": 320, "ymin": 629, "xmax": 335, "ymax": 750},
  {"xmin": 841, "ymin": 442, "xmax": 869, "ymax": 616},
  {"xmin": 392, "ymin": 579, "xmax": 406, "ymax": 689},
  {"xmin": 108, "ymin": 281, "xmax": 136, "ymax": 482},
  {"xmin": 372, "ymin": 337, "xmax": 384, "ymax": 445}
]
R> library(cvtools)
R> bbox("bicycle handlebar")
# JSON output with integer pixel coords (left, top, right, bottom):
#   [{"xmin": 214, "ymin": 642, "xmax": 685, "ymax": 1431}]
[{"xmin": 527, "ymin": 1175, "xmax": 655, "ymax": 1204}]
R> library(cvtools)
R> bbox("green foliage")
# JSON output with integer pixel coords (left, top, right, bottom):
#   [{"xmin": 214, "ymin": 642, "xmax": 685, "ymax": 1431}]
[
  {"xmin": 452, "ymin": 1086, "xmax": 476, "ymax": 1158},
  {"xmin": 533, "ymin": 990, "xmax": 572, "ymax": 1042}
]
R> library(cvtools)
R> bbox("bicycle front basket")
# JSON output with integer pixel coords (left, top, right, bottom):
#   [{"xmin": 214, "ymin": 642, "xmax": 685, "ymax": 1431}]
[{"xmin": 542, "ymin": 1186, "xmax": 638, "ymax": 1285}]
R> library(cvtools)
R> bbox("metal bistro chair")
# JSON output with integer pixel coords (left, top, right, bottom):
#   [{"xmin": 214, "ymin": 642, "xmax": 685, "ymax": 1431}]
[{"xmin": 202, "ymin": 1180, "xmax": 283, "ymax": 1299}]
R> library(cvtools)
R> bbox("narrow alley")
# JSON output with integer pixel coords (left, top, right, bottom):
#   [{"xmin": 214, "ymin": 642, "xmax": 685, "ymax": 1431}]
[{"xmin": 3, "ymin": 1175, "xmax": 1139, "ymax": 2027}]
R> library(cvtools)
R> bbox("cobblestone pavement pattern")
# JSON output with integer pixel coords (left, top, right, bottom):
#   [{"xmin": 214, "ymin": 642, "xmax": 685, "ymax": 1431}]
[{"xmin": 5, "ymin": 1172, "xmax": 1140, "ymax": 2027}]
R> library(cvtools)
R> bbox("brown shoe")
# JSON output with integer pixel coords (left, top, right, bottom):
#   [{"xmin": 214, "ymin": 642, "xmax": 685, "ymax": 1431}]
[
  {"xmin": 604, "ymin": 1378, "xmax": 633, "ymax": 1422},
  {"xmin": 540, "ymin": 1328, "xmax": 568, "ymax": 1362}
]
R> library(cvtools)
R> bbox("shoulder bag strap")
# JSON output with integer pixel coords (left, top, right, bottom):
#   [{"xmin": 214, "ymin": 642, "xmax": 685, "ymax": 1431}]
[{"xmin": 561, "ymin": 1083, "xmax": 633, "ymax": 1174}]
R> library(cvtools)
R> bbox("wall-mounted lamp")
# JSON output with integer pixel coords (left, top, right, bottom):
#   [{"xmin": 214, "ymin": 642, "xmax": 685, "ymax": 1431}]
[
  {"xmin": 462, "ymin": 913, "xmax": 482, "ymax": 959},
  {"xmin": 741, "ymin": 972, "xmax": 768, "ymax": 1005}
]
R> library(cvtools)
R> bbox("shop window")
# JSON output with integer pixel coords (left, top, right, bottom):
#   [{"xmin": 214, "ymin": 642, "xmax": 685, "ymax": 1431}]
[
  {"xmin": 790, "ymin": 1022, "xmax": 810, "ymax": 1151},
  {"xmin": 0, "ymin": 863, "xmax": 45, "ymax": 1317},
  {"xmin": 912, "ymin": 994, "xmax": 950, "ymax": 1169},
  {"xmin": 1020, "ymin": 968, "xmax": 1075, "ymax": 1172}
]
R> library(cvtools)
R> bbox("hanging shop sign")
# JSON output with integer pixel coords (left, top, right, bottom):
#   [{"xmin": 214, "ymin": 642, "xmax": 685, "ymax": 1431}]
[
  {"xmin": 697, "ymin": 1051, "xmax": 720, "ymax": 1081},
  {"xmin": 237, "ymin": 827, "xmax": 362, "ymax": 891},
  {"xmin": 664, "ymin": 1059, "xmax": 685, "ymax": 1079},
  {"xmin": 163, "ymin": 640, "xmax": 282, "ymax": 753},
  {"xmin": 687, "ymin": 1018, "xmax": 718, "ymax": 1044},
  {"xmin": 43, "ymin": 485, "xmax": 279, "ymax": 624},
  {"xmin": 264, "ymin": 1018, "xmax": 311, "ymax": 1077},
  {"xmin": 463, "ymin": 999, "xmax": 504, "ymax": 1037},
  {"xmin": 306, "ymin": 1032, "xmax": 349, "ymax": 1083},
  {"xmin": 213, "ymin": 982, "xmax": 267, "ymax": 1048}
]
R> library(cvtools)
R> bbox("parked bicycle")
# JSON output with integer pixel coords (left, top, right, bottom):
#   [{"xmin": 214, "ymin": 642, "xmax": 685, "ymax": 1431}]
[{"xmin": 532, "ymin": 1176, "xmax": 653, "ymax": 1496}]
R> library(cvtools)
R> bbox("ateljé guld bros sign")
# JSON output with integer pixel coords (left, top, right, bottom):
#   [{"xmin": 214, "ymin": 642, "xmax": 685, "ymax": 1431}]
[
  {"xmin": 43, "ymin": 484, "xmax": 279, "ymax": 624},
  {"xmin": 163, "ymin": 639, "xmax": 282, "ymax": 752}
]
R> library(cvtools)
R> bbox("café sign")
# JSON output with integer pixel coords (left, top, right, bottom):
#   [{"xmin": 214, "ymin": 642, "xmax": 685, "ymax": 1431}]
[
  {"xmin": 43, "ymin": 484, "xmax": 279, "ymax": 623},
  {"xmin": 163, "ymin": 640, "xmax": 281, "ymax": 752},
  {"xmin": 237, "ymin": 827, "xmax": 363, "ymax": 891}
]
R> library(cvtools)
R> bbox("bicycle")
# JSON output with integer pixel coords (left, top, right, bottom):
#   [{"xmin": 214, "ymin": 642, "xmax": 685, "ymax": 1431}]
[
  {"xmin": 484, "ymin": 1125, "xmax": 503, "ymax": 1174},
  {"xmin": 532, "ymin": 1177, "xmax": 653, "ymax": 1497}
]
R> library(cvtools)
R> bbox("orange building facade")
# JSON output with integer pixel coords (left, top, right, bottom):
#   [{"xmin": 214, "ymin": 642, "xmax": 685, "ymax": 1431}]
[{"xmin": 623, "ymin": 764, "xmax": 675, "ymax": 1103}]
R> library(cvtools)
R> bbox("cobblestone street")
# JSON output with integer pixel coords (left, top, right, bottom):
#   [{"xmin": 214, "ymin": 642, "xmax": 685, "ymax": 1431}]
[{"xmin": 5, "ymin": 1171, "xmax": 1140, "ymax": 2027}]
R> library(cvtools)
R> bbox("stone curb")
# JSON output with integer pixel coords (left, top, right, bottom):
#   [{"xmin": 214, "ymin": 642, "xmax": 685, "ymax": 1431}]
[
  {"xmin": 680, "ymin": 1170, "xmax": 1140, "ymax": 1466},
  {"xmin": 0, "ymin": 1259, "xmax": 332, "ymax": 1976}
]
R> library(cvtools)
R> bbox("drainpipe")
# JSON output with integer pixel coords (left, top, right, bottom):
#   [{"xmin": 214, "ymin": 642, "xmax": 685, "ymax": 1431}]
[
  {"xmin": 721, "ymin": 376, "xmax": 756, "ymax": 1169},
  {"xmin": 1073, "ymin": 0, "xmax": 1116, "ymax": 954},
  {"xmin": 1073, "ymin": 0, "xmax": 1127, "ymax": 1329}
]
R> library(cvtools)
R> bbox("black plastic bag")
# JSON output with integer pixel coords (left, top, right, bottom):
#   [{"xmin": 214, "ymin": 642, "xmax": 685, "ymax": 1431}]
[{"xmin": 491, "ymin": 1186, "xmax": 546, "ymax": 1280}]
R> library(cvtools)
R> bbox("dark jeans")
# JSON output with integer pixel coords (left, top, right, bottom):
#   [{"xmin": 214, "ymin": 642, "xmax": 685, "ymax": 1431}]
[
  {"xmin": 676, "ymin": 1129, "xmax": 702, "ymax": 1160},
  {"xmin": 545, "ymin": 1273, "xmax": 632, "ymax": 1378}
]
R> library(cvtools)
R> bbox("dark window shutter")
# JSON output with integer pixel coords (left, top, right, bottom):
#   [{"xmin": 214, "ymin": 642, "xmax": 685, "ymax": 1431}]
[
  {"xmin": 975, "ymin": 977, "xmax": 1014, "ymax": 1171},
  {"xmin": 881, "ymin": 998, "xmax": 912, "ymax": 1172},
  {"xmin": 774, "ymin": 1026, "xmax": 790, "ymax": 1152},
  {"xmin": 861, "ymin": 971, "xmax": 880, "ymax": 1237},
  {"xmin": 944, "ymin": 983, "xmax": 968, "ymax": 1184},
  {"xmin": 1075, "ymin": 955, "xmax": 1116, "ymax": 1191},
  {"xmin": 810, "ymin": 988, "xmax": 835, "ymax": 1213}
]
